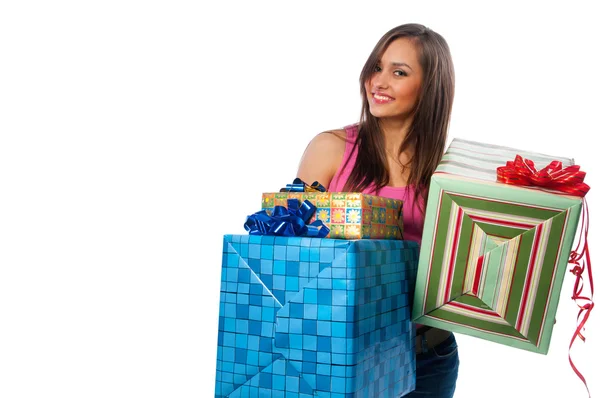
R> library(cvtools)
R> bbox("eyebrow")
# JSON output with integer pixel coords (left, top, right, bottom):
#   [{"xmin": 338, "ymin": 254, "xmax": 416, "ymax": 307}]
[
  {"xmin": 391, "ymin": 62, "xmax": 413, "ymax": 71},
  {"xmin": 377, "ymin": 60, "xmax": 413, "ymax": 71}
]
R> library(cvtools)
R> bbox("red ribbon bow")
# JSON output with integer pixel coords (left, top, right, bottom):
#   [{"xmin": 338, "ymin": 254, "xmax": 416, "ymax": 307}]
[{"xmin": 497, "ymin": 155, "xmax": 590, "ymax": 197}]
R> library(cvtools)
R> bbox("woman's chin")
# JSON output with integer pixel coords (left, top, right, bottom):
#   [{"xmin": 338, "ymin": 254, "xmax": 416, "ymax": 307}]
[
  {"xmin": 368, "ymin": 108, "xmax": 388, "ymax": 118},
  {"xmin": 369, "ymin": 110, "xmax": 397, "ymax": 119},
  {"xmin": 368, "ymin": 107, "xmax": 411, "ymax": 122}
]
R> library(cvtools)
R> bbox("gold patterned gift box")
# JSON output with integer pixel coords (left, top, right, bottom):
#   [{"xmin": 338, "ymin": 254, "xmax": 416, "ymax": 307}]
[{"xmin": 261, "ymin": 191, "xmax": 404, "ymax": 239}]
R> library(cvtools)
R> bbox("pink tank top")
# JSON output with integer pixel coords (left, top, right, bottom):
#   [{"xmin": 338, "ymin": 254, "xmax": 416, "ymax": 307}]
[{"xmin": 328, "ymin": 123, "xmax": 425, "ymax": 245}]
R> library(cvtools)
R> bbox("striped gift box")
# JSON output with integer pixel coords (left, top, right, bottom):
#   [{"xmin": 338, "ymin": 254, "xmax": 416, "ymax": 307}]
[
  {"xmin": 411, "ymin": 138, "xmax": 583, "ymax": 354},
  {"xmin": 216, "ymin": 235, "xmax": 419, "ymax": 397}
]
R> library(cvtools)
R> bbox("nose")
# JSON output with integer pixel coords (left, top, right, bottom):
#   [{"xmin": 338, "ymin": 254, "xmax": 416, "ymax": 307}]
[{"xmin": 370, "ymin": 70, "xmax": 389, "ymax": 90}]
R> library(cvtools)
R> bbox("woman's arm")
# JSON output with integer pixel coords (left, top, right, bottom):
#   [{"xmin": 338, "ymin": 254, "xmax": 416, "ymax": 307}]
[{"xmin": 296, "ymin": 130, "xmax": 346, "ymax": 189}]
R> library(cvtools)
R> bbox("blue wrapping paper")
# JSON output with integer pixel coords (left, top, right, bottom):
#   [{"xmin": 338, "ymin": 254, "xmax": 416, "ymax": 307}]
[{"xmin": 215, "ymin": 235, "xmax": 420, "ymax": 397}]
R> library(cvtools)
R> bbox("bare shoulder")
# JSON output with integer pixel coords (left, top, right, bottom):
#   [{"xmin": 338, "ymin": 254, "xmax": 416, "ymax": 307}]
[
  {"xmin": 297, "ymin": 129, "xmax": 348, "ymax": 189},
  {"xmin": 310, "ymin": 129, "xmax": 347, "ymax": 150}
]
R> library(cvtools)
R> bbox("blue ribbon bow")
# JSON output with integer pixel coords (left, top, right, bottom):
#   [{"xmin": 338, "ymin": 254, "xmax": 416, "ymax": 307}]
[
  {"xmin": 280, "ymin": 177, "xmax": 326, "ymax": 193},
  {"xmin": 244, "ymin": 198, "xmax": 329, "ymax": 238}
]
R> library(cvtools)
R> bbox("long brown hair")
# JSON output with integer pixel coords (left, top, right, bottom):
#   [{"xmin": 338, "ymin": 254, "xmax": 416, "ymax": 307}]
[{"xmin": 342, "ymin": 23, "xmax": 455, "ymax": 212}]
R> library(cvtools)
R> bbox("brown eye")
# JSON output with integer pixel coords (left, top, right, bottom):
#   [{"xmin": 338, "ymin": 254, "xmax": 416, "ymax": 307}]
[
  {"xmin": 374, "ymin": 65, "xmax": 382, "ymax": 72},
  {"xmin": 394, "ymin": 70, "xmax": 407, "ymax": 77}
]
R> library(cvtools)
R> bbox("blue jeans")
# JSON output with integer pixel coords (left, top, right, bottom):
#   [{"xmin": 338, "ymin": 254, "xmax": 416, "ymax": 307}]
[{"xmin": 404, "ymin": 333, "xmax": 459, "ymax": 397}]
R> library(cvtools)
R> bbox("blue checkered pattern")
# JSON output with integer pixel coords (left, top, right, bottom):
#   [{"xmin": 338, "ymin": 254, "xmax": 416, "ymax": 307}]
[{"xmin": 215, "ymin": 235, "xmax": 419, "ymax": 397}]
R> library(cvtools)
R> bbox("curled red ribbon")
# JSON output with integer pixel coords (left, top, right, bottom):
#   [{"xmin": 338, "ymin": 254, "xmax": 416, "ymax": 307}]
[
  {"xmin": 497, "ymin": 155, "xmax": 590, "ymax": 197},
  {"xmin": 568, "ymin": 198, "xmax": 593, "ymax": 397}
]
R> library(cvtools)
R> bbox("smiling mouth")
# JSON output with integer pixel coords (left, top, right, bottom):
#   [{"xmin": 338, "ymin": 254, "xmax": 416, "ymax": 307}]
[{"xmin": 372, "ymin": 93, "xmax": 395, "ymax": 103}]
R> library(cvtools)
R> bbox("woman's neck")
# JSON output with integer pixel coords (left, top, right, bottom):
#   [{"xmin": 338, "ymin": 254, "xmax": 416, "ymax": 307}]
[{"xmin": 379, "ymin": 117, "xmax": 414, "ymax": 155}]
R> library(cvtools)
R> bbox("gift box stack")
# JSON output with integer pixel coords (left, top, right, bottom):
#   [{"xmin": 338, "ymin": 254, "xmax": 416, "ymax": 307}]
[
  {"xmin": 213, "ymin": 138, "xmax": 593, "ymax": 395},
  {"xmin": 410, "ymin": 137, "xmax": 593, "ymax": 392},
  {"xmin": 214, "ymin": 180, "xmax": 420, "ymax": 397}
]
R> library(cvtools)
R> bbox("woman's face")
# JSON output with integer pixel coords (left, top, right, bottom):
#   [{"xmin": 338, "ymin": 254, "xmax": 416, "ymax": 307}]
[{"xmin": 365, "ymin": 37, "xmax": 423, "ymax": 121}]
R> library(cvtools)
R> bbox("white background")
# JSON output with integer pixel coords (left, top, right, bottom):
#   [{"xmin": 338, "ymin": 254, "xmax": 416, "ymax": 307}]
[{"xmin": 1, "ymin": 1, "xmax": 598, "ymax": 397}]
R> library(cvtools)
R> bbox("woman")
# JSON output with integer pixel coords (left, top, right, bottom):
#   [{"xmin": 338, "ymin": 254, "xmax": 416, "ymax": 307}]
[{"xmin": 297, "ymin": 23, "xmax": 459, "ymax": 397}]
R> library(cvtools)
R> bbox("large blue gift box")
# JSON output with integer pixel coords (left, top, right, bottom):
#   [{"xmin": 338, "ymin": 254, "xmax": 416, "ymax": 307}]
[{"xmin": 215, "ymin": 235, "xmax": 419, "ymax": 398}]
